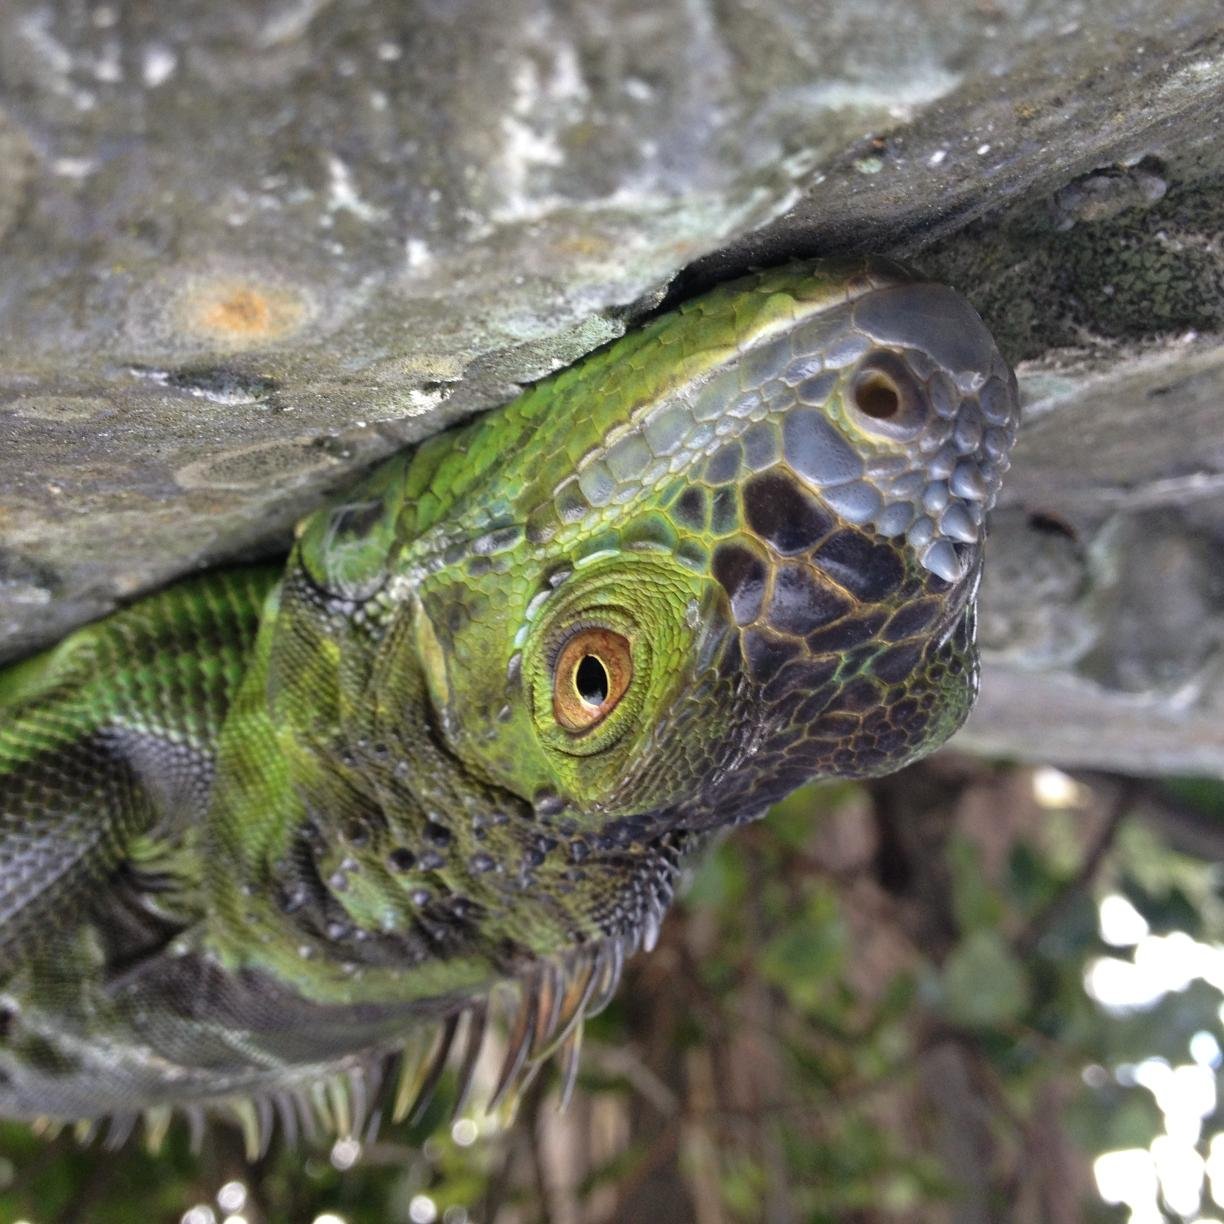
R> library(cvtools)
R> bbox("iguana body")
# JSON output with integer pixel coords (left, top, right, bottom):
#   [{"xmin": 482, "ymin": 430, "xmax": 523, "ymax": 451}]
[{"xmin": 0, "ymin": 259, "xmax": 1018, "ymax": 1151}]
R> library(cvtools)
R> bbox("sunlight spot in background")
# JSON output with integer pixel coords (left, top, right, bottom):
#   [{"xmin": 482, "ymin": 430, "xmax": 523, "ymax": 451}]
[
  {"xmin": 1087, "ymin": 956, "xmax": 1166, "ymax": 1010},
  {"xmin": 330, "ymin": 1136, "xmax": 362, "ymax": 1169},
  {"xmin": 1152, "ymin": 1135, "xmax": 1206, "ymax": 1217},
  {"xmin": 221, "ymin": 1215, "xmax": 248, "ymax": 1224},
  {"xmin": 1032, "ymin": 766, "xmax": 1085, "ymax": 808},
  {"xmin": 216, "ymin": 1182, "xmax": 247, "ymax": 1213},
  {"xmin": 312, "ymin": 1214, "xmax": 347, "ymax": 1224},
  {"xmin": 1207, "ymin": 1136, "xmax": 1224, "ymax": 1208},
  {"xmin": 1086, "ymin": 929, "xmax": 1224, "ymax": 1011},
  {"xmin": 1192, "ymin": 1032, "xmax": 1222, "ymax": 1068},
  {"xmin": 182, "ymin": 1209, "xmax": 216, "ymax": 1224},
  {"xmin": 409, "ymin": 1195, "xmax": 438, "ymax": 1223},
  {"xmin": 1082, "ymin": 1063, "xmax": 1110, "ymax": 1088},
  {"xmin": 1090, "ymin": 895, "xmax": 1224, "ymax": 1223},
  {"xmin": 1095, "ymin": 1149, "xmax": 1159, "ymax": 1216},
  {"xmin": 451, "ymin": 1117, "xmax": 479, "ymax": 1146},
  {"xmin": 1100, "ymin": 894, "xmax": 1151, "ymax": 946},
  {"xmin": 1132, "ymin": 1059, "xmax": 1217, "ymax": 1144}
]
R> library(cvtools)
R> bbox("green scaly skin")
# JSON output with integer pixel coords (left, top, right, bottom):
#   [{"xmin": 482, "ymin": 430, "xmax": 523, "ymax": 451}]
[{"xmin": 0, "ymin": 258, "xmax": 1019, "ymax": 1148}]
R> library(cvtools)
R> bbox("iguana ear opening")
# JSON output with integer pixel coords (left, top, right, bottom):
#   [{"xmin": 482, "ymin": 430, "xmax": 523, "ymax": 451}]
[{"xmin": 295, "ymin": 452, "xmax": 411, "ymax": 600}]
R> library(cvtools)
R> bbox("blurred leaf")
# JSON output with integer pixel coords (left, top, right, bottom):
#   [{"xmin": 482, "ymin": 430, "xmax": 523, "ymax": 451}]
[
  {"xmin": 760, "ymin": 884, "xmax": 846, "ymax": 1009},
  {"xmin": 718, "ymin": 1153, "xmax": 768, "ymax": 1218},
  {"xmin": 1034, "ymin": 888, "xmax": 1102, "ymax": 959},
  {"xmin": 1064, "ymin": 1085, "xmax": 1163, "ymax": 1151},
  {"xmin": 1158, "ymin": 776, "xmax": 1224, "ymax": 817},
  {"xmin": 1114, "ymin": 820, "xmax": 1224, "ymax": 937},
  {"xmin": 767, "ymin": 780, "xmax": 862, "ymax": 848},
  {"xmin": 685, "ymin": 835, "xmax": 749, "ymax": 912},
  {"xmin": 1007, "ymin": 839, "xmax": 1064, "ymax": 913},
  {"xmin": 941, "ymin": 929, "xmax": 1031, "ymax": 1027},
  {"xmin": 949, "ymin": 833, "xmax": 1005, "ymax": 931},
  {"xmin": 1122, "ymin": 880, "xmax": 1204, "ymax": 937}
]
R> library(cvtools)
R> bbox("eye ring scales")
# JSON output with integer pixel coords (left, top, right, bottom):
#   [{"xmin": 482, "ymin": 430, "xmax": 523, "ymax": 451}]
[{"xmin": 552, "ymin": 628, "xmax": 634, "ymax": 732}]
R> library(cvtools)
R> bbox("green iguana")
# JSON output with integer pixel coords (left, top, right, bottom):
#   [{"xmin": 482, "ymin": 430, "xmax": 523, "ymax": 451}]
[{"xmin": 0, "ymin": 259, "xmax": 1018, "ymax": 1155}]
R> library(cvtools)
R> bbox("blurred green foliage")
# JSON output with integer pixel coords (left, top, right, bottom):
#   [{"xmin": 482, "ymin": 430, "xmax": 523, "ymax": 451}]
[{"xmin": 1, "ymin": 761, "xmax": 1222, "ymax": 1223}]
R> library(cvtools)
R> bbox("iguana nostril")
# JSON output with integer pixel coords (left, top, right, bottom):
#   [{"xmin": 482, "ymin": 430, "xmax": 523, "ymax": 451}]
[
  {"xmin": 848, "ymin": 350, "xmax": 927, "ymax": 438},
  {"xmin": 853, "ymin": 371, "xmax": 900, "ymax": 419}
]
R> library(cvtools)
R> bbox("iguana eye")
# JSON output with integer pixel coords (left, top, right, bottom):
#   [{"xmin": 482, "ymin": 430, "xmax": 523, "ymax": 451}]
[{"xmin": 553, "ymin": 628, "xmax": 633, "ymax": 732}]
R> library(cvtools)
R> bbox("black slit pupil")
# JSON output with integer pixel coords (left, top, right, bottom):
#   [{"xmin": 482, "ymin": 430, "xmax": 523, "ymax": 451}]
[{"xmin": 575, "ymin": 655, "xmax": 610, "ymax": 706}]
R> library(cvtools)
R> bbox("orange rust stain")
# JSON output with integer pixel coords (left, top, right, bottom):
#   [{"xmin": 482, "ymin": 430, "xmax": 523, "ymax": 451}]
[
  {"xmin": 187, "ymin": 280, "xmax": 307, "ymax": 344},
  {"xmin": 553, "ymin": 234, "xmax": 611, "ymax": 259}
]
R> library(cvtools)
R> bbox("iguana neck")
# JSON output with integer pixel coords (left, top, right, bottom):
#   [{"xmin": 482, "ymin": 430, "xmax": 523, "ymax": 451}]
[{"xmin": 202, "ymin": 547, "xmax": 685, "ymax": 1009}]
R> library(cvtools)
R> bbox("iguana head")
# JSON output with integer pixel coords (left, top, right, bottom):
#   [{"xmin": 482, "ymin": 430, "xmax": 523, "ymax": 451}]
[
  {"xmin": 400, "ymin": 260, "xmax": 1018, "ymax": 834},
  {"xmin": 284, "ymin": 258, "xmax": 1017, "ymax": 979}
]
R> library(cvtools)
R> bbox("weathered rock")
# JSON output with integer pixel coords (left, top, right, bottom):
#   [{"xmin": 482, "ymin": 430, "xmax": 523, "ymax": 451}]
[{"xmin": 1, "ymin": 0, "xmax": 1222, "ymax": 772}]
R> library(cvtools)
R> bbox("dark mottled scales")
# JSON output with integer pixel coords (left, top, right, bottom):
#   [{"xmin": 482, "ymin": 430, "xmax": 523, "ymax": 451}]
[
  {"xmin": 743, "ymin": 470, "xmax": 835, "ymax": 555},
  {"xmin": 673, "ymin": 487, "xmax": 708, "ymax": 531},
  {"xmin": 765, "ymin": 565, "xmax": 851, "ymax": 636},
  {"xmin": 806, "ymin": 611, "xmax": 888, "ymax": 654},
  {"xmin": 813, "ymin": 530, "xmax": 905, "ymax": 602},
  {"xmin": 712, "ymin": 542, "xmax": 769, "ymax": 625},
  {"xmin": 814, "ymin": 712, "xmax": 861, "ymax": 738},
  {"xmin": 794, "ymin": 685, "xmax": 838, "ymax": 723},
  {"xmin": 883, "ymin": 598, "xmax": 941, "ymax": 640},
  {"xmin": 871, "ymin": 642, "xmax": 924, "ymax": 684},
  {"xmin": 761, "ymin": 657, "xmax": 839, "ymax": 704},
  {"xmin": 829, "ymin": 677, "xmax": 883, "ymax": 713},
  {"xmin": 742, "ymin": 627, "xmax": 802, "ymax": 683},
  {"xmin": 873, "ymin": 726, "xmax": 911, "ymax": 755}
]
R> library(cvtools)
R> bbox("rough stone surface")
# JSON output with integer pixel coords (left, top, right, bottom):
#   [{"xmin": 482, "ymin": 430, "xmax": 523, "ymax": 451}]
[{"xmin": 1, "ymin": 1, "xmax": 1222, "ymax": 773}]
